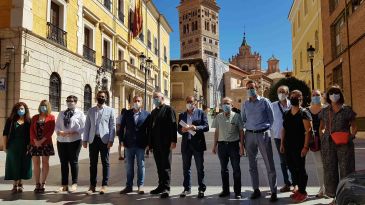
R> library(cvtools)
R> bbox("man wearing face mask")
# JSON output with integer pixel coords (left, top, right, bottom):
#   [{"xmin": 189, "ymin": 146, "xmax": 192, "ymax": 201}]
[
  {"xmin": 211, "ymin": 97, "xmax": 244, "ymax": 199},
  {"xmin": 148, "ymin": 92, "xmax": 177, "ymax": 198},
  {"xmin": 55, "ymin": 95, "xmax": 86, "ymax": 193},
  {"xmin": 241, "ymin": 80, "xmax": 278, "ymax": 202},
  {"xmin": 119, "ymin": 96, "xmax": 150, "ymax": 195},
  {"xmin": 178, "ymin": 96, "xmax": 209, "ymax": 198},
  {"xmin": 83, "ymin": 90, "xmax": 116, "ymax": 195},
  {"xmin": 271, "ymin": 85, "xmax": 293, "ymax": 193}
]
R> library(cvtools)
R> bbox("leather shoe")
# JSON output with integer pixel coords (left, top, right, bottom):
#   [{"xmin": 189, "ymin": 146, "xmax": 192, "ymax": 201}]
[
  {"xmin": 197, "ymin": 191, "xmax": 204, "ymax": 199},
  {"xmin": 160, "ymin": 190, "xmax": 170, "ymax": 199},
  {"xmin": 150, "ymin": 187, "xmax": 164, "ymax": 195},
  {"xmin": 270, "ymin": 193, "xmax": 278, "ymax": 202},
  {"xmin": 279, "ymin": 184, "xmax": 291, "ymax": 193},
  {"xmin": 119, "ymin": 187, "xmax": 133, "ymax": 194},
  {"xmin": 235, "ymin": 193, "xmax": 242, "ymax": 199},
  {"xmin": 250, "ymin": 189, "xmax": 261, "ymax": 199},
  {"xmin": 219, "ymin": 191, "xmax": 230, "ymax": 198}
]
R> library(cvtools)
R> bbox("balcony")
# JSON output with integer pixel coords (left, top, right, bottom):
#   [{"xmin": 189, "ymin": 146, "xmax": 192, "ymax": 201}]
[
  {"xmin": 83, "ymin": 45, "xmax": 96, "ymax": 63},
  {"xmin": 47, "ymin": 22, "xmax": 67, "ymax": 47},
  {"xmin": 102, "ymin": 56, "xmax": 113, "ymax": 72},
  {"xmin": 114, "ymin": 60, "xmax": 153, "ymax": 87}
]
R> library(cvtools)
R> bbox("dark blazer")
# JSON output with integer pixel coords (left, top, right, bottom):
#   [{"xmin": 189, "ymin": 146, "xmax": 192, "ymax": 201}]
[
  {"xmin": 120, "ymin": 109, "xmax": 150, "ymax": 149},
  {"xmin": 178, "ymin": 109, "xmax": 209, "ymax": 152}
]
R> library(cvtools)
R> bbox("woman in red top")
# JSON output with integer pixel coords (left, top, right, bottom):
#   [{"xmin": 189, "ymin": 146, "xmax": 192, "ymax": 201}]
[{"xmin": 29, "ymin": 100, "xmax": 55, "ymax": 193}]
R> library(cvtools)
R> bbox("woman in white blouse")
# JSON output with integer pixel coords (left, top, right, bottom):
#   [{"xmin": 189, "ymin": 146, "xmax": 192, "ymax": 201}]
[{"xmin": 55, "ymin": 95, "xmax": 86, "ymax": 193}]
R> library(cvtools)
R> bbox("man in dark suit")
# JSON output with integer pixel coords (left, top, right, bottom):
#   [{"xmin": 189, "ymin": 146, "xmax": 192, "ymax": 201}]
[
  {"xmin": 119, "ymin": 96, "xmax": 150, "ymax": 195},
  {"xmin": 148, "ymin": 92, "xmax": 177, "ymax": 198},
  {"xmin": 178, "ymin": 96, "xmax": 209, "ymax": 198}
]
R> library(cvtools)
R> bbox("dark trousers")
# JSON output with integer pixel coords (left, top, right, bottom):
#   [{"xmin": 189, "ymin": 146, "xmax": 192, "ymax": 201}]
[
  {"xmin": 274, "ymin": 138, "xmax": 292, "ymax": 186},
  {"xmin": 285, "ymin": 149, "xmax": 308, "ymax": 194},
  {"xmin": 153, "ymin": 148, "xmax": 172, "ymax": 191},
  {"xmin": 218, "ymin": 141, "xmax": 241, "ymax": 194},
  {"xmin": 89, "ymin": 137, "xmax": 110, "ymax": 186},
  {"xmin": 57, "ymin": 140, "xmax": 82, "ymax": 185},
  {"xmin": 182, "ymin": 142, "xmax": 206, "ymax": 192}
]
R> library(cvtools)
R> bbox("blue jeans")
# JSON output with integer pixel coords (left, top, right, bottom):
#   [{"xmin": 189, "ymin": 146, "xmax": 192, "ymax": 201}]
[
  {"xmin": 274, "ymin": 138, "xmax": 292, "ymax": 186},
  {"xmin": 125, "ymin": 147, "xmax": 145, "ymax": 188},
  {"xmin": 182, "ymin": 143, "xmax": 206, "ymax": 192}
]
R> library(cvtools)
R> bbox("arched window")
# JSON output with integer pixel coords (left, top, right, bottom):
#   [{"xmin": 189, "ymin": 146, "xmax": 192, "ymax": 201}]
[
  {"xmin": 182, "ymin": 65, "xmax": 189, "ymax": 71},
  {"xmin": 49, "ymin": 72, "xmax": 61, "ymax": 112},
  {"xmin": 84, "ymin": 84, "xmax": 92, "ymax": 113},
  {"xmin": 101, "ymin": 78, "xmax": 109, "ymax": 106}
]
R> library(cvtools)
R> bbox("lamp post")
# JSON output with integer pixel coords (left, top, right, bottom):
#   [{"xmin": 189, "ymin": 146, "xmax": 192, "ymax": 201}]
[
  {"xmin": 139, "ymin": 53, "xmax": 153, "ymax": 110},
  {"xmin": 307, "ymin": 45, "xmax": 315, "ymax": 90}
]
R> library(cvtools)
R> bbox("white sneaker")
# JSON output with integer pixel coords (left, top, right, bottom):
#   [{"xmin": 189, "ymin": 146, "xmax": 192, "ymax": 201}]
[
  {"xmin": 56, "ymin": 186, "xmax": 68, "ymax": 193},
  {"xmin": 138, "ymin": 186, "xmax": 145, "ymax": 194},
  {"xmin": 180, "ymin": 190, "xmax": 191, "ymax": 197},
  {"xmin": 70, "ymin": 184, "xmax": 77, "ymax": 193}
]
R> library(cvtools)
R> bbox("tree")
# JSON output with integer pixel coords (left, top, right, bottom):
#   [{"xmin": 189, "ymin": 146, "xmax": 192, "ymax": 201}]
[{"xmin": 268, "ymin": 77, "xmax": 311, "ymax": 106}]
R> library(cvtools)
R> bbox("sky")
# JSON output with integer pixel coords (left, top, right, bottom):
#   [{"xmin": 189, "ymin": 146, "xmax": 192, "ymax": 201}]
[{"xmin": 154, "ymin": 0, "xmax": 293, "ymax": 72}]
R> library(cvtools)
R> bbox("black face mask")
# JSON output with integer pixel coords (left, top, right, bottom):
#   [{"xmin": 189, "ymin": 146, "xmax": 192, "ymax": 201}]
[
  {"xmin": 97, "ymin": 98, "xmax": 106, "ymax": 105},
  {"xmin": 290, "ymin": 98, "xmax": 300, "ymax": 106}
]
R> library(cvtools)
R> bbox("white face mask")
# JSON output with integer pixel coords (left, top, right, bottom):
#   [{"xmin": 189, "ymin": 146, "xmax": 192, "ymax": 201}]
[
  {"xmin": 67, "ymin": 102, "xmax": 76, "ymax": 109},
  {"xmin": 133, "ymin": 102, "xmax": 141, "ymax": 110},
  {"xmin": 329, "ymin": 94, "xmax": 341, "ymax": 103},
  {"xmin": 278, "ymin": 93, "xmax": 288, "ymax": 101},
  {"xmin": 186, "ymin": 103, "xmax": 195, "ymax": 111}
]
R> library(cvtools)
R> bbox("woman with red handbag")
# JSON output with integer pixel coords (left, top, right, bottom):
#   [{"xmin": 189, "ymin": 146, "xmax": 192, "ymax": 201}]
[
  {"xmin": 319, "ymin": 86, "xmax": 357, "ymax": 204},
  {"xmin": 308, "ymin": 90, "xmax": 325, "ymax": 198}
]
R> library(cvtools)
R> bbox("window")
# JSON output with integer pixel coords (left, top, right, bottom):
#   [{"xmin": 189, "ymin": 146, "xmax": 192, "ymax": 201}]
[
  {"xmin": 47, "ymin": 1, "xmax": 67, "ymax": 47},
  {"xmin": 49, "ymin": 72, "xmax": 61, "ymax": 112},
  {"xmin": 333, "ymin": 14, "xmax": 345, "ymax": 56},
  {"xmin": 164, "ymin": 78, "xmax": 168, "ymax": 97},
  {"xmin": 353, "ymin": 0, "xmax": 364, "ymax": 10},
  {"xmin": 84, "ymin": 84, "xmax": 92, "ymax": 114},
  {"xmin": 130, "ymin": 57, "xmax": 135, "ymax": 65},
  {"xmin": 203, "ymin": 37, "xmax": 206, "ymax": 42},
  {"xmin": 118, "ymin": 49, "xmax": 124, "ymax": 60},
  {"xmin": 147, "ymin": 30, "xmax": 152, "ymax": 49},
  {"xmin": 163, "ymin": 46, "xmax": 167, "ymax": 63},
  {"xmin": 333, "ymin": 64, "xmax": 343, "ymax": 88},
  {"xmin": 330, "ymin": 0, "xmax": 340, "ymax": 12},
  {"xmin": 118, "ymin": 0, "xmax": 124, "ymax": 23},
  {"xmin": 83, "ymin": 26, "xmax": 95, "ymax": 62},
  {"xmin": 154, "ymin": 37, "xmax": 158, "ymax": 55},
  {"xmin": 182, "ymin": 65, "xmax": 189, "ymax": 71},
  {"xmin": 104, "ymin": 0, "xmax": 111, "ymax": 11},
  {"xmin": 315, "ymin": 30, "xmax": 319, "ymax": 53},
  {"xmin": 307, "ymin": 42, "xmax": 310, "ymax": 62}
]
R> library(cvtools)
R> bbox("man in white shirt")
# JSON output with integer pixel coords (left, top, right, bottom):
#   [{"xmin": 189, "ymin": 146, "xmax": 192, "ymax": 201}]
[{"xmin": 271, "ymin": 85, "xmax": 292, "ymax": 192}]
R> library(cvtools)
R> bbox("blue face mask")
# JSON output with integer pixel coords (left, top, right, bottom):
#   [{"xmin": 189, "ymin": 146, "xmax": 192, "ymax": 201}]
[
  {"xmin": 222, "ymin": 104, "xmax": 231, "ymax": 113},
  {"xmin": 17, "ymin": 109, "xmax": 25, "ymax": 117},
  {"xmin": 311, "ymin": 96, "xmax": 321, "ymax": 104},
  {"xmin": 153, "ymin": 98, "xmax": 161, "ymax": 107},
  {"xmin": 247, "ymin": 88, "xmax": 257, "ymax": 97},
  {"xmin": 40, "ymin": 105, "xmax": 47, "ymax": 113}
]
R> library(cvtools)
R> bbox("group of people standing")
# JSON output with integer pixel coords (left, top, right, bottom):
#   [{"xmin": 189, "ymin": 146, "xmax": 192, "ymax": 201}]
[{"xmin": 2, "ymin": 81, "xmax": 357, "ymax": 204}]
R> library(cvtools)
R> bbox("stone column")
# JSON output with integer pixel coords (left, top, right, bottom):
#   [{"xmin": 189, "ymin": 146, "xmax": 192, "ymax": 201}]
[{"xmin": 120, "ymin": 84, "xmax": 125, "ymax": 109}]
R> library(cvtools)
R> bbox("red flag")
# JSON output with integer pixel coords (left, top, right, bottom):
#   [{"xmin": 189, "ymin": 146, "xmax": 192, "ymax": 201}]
[{"xmin": 132, "ymin": 0, "xmax": 143, "ymax": 38}]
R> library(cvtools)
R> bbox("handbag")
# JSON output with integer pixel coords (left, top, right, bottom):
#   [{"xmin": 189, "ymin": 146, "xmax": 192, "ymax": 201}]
[
  {"xmin": 308, "ymin": 111, "xmax": 320, "ymax": 152},
  {"xmin": 328, "ymin": 108, "xmax": 350, "ymax": 145}
]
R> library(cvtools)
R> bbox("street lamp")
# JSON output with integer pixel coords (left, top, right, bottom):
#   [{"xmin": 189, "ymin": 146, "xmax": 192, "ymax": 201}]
[
  {"xmin": 307, "ymin": 45, "xmax": 315, "ymax": 90},
  {"xmin": 139, "ymin": 53, "xmax": 153, "ymax": 110}
]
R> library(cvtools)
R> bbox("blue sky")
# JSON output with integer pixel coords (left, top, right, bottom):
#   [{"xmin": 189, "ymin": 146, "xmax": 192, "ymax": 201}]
[{"xmin": 154, "ymin": 0, "xmax": 293, "ymax": 72}]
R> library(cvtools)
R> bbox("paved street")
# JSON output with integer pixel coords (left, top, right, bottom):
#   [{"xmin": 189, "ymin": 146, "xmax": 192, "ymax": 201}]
[{"xmin": 0, "ymin": 131, "xmax": 364, "ymax": 205}]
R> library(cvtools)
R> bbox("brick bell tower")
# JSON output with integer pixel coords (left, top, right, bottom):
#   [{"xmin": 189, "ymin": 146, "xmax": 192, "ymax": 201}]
[{"xmin": 178, "ymin": 0, "xmax": 220, "ymax": 61}]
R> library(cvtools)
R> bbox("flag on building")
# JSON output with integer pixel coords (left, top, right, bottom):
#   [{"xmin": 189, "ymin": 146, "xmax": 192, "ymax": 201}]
[{"xmin": 129, "ymin": 0, "xmax": 143, "ymax": 42}]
